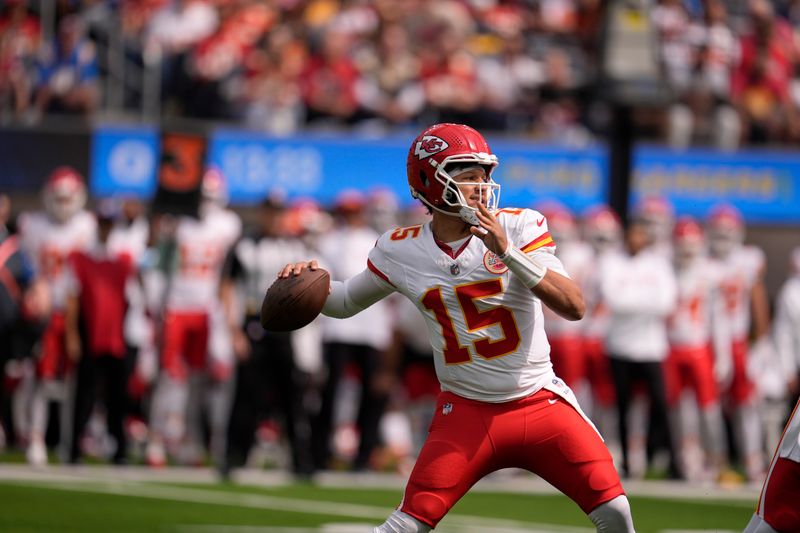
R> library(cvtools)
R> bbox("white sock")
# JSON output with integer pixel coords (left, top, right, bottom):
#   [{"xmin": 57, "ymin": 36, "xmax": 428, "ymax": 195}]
[
  {"xmin": 374, "ymin": 510, "xmax": 431, "ymax": 533},
  {"xmin": 588, "ymin": 495, "xmax": 636, "ymax": 533}
]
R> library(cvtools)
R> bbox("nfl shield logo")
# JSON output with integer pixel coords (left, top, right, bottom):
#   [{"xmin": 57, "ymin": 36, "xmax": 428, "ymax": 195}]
[{"xmin": 442, "ymin": 402, "xmax": 453, "ymax": 415}]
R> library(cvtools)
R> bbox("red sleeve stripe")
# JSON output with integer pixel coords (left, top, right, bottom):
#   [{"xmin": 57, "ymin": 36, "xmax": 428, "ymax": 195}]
[
  {"xmin": 367, "ymin": 259, "xmax": 395, "ymax": 287},
  {"xmin": 521, "ymin": 233, "xmax": 555, "ymax": 253}
]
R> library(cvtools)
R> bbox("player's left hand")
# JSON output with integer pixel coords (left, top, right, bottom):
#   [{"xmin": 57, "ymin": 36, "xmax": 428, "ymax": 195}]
[{"xmin": 470, "ymin": 202, "xmax": 509, "ymax": 256}]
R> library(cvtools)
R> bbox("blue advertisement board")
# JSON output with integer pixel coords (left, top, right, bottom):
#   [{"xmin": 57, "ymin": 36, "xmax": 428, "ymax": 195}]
[
  {"xmin": 633, "ymin": 146, "xmax": 800, "ymax": 224},
  {"xmin": 490, "ymin": 141, "xmax": 608, "ymax": 213},
  {"xmin": 89, "ymin": 126, "xmax": 800, "ymax": 225},
  {"xmin": 90, "ymin": 125, "xmax": 159, "ymax": 199},
  {"xmin": 206, "ymin": 130, "xmax": 608, "ymax": 213},
  {"xmin": 206, "ymin": 130, "xmax": 406, "ymax": 205}
]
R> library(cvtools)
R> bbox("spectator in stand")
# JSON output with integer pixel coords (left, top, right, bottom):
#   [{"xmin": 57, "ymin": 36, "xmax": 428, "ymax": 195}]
[
  {"xmin": 32, "ymin": 15, "xmax": 100, "ymax": 119},
  {"xmin": 731, "ymin": 0, "xmax": 798, "ymax": 144},
  {"xmin": 665, "ymin": 0, "xmax": 742, "ymax": 150},
  {"xmin": 65, "ymin": 203, "xmax": 134, "ymax": 465},
  {"xmin": 476, "ymin": 29, "xmax": 544, "ymax": 132},
  {"xmin": 146, "ymin": 0, "xmax": 219, "ymax": 114},
  {"xmin": 0, "ymin": 1, "xmax": 40, "ymax": 120},
  {"xmin": 356, "ymin": 22, "xmax": 425, "ymax": 129},
  {"xmin": 243, "ymin": 27, "xmax": 308, "ymax": 134},
  {"xmin": 600, "ymin": 220, "xmax": 679, "ymax": 479},
  {"xmin": 301, "ymin": 26, "xmax": 361, "ymax": 125}
]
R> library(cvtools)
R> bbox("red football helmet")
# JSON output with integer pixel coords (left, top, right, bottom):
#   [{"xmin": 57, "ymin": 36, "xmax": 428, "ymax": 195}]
[
  {"xmin": 706, "ymin": 203, "xmax": 744, "ymax": 258},
  {"xmin": 673, "ymin": 216, "xmax": 705, "ymax": 265},
  {"xmin": 407, "ymin": 123, "xmax": 499, "ymax": 225},
  {"xmin": 42, "ymin": 166, "xmax": 86, "ymax": 223},
  {"xmin": 582, "ymin": 204, "xmax": 622, "ymax": 253}
]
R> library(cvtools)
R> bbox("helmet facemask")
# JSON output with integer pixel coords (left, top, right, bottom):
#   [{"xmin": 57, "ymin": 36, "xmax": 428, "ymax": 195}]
[{"xmin": 419, "ymin": 155, "xmax": 500, "ymax": 225}]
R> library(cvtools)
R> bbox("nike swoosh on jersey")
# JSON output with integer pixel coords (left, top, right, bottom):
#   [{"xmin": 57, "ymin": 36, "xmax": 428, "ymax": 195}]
[
  {"xmin": 536, "ymin": 218, "xmax": 545, "ymax": 226},
  {"xmin": 548, "ymin": 398, "xmax": 557, "ymax": 405}
]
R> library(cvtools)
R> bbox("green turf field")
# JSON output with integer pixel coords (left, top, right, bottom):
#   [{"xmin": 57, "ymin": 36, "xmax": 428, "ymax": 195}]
[{"xmin": 0, "ymin": 474, "xmax": 756, "ymax": 533}]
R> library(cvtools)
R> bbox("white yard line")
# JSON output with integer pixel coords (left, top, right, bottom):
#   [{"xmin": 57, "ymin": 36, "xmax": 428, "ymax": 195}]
[
  {"xmin": 3, "ymin": 477, "xmax": 594, "ymax": 533},
  {"xmin": 0, "ymin": 464, "xmax": 760, "ymax": 504}
]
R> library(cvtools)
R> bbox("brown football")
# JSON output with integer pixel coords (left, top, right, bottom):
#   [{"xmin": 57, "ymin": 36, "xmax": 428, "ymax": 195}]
[{"xmin": 260, "ymin": 268, "xmax": 330, "ymax": 332}]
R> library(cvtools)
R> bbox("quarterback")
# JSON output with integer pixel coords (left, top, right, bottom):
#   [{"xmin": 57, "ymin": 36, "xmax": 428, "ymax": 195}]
[{"xmin": 280, "ymin": 124, "xmax": 635, "ymax": 532}]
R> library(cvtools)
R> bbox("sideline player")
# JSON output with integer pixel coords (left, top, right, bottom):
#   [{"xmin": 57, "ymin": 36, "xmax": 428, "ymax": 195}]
[
  {"xmin": 280, "ymin": 124, "xmax": 635, "ymax": 532},
  {"xmin": 18, "ymin": 167, "xmax": 97, "ymax": 465}
]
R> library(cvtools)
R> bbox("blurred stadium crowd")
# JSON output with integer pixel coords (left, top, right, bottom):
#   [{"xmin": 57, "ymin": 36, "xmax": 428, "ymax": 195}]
[
  {"xmin": 0, "ymin": 165, "xmax": 799, "ymax": 489},
  {"xmin": 3, "ymin": 0, "xmax": 800, "ymax": 146}
]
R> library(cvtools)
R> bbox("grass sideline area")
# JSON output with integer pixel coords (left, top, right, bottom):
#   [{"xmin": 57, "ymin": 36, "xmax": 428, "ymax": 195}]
[{"xmin": 0, "ymin": 465, "xmax": 758, "ymax": 532}]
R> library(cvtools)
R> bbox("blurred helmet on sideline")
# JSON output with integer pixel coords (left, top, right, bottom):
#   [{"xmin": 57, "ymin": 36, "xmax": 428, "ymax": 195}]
[
  {"xmin": 706, "ymin": 203, "xmax": 744, "ymax": 258},
  {"xmin": 42, "ymin": 166, "xmax": 87, "ymax": 223},
  {"xmin": 673, "ymin": 216, "xmax": 705, "ymax": 267},
  {"xmin": 582, "ymin": 204, "xmax": 622, "ymax": 254}
]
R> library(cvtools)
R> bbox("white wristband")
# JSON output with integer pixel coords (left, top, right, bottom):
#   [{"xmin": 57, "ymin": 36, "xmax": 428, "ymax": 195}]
[{"xmin": 498, "ymin": 245, "xmax": 548, "ymax": 288}]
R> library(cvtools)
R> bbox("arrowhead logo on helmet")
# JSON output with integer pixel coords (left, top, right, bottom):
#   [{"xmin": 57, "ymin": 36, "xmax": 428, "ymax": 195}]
[{"xmin": 414, "ymin": 136, "xmax": 449, "ymax": 159}]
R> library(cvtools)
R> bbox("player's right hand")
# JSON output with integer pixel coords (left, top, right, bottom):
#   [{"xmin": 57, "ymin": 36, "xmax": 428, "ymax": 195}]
[{"xmin": 278, "ymin": 260, "xmax": 320, "ymax": 278}]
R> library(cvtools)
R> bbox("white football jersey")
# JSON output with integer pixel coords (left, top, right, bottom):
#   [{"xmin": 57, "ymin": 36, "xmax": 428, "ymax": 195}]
[
  {"xmin": 668, "ymin": 257, "xmax": 726, "ymax": 348},
  {"xmin": 167, "ymin": 209, "xmax": 241, "ymax": 311},
  {"xmin": 543, "ymin": 239, "xmax": 593, "ymax": 337},
  {"xmin": 18, "ymin": 210, "xmax": 97, "ymax": 310},
  {"xmin": 367, "ymin": 208, "xmax": 568, "ymax": 403},
  {"xmin": 717, "ymin": 245, "xmax": 765, "ymax": 340}
]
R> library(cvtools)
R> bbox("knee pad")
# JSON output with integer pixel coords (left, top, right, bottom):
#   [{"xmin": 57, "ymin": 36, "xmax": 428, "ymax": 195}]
[
  {"xmin": 588, "ymin": 495, "xmax": 635, "ymax": 533},
  {"xmin": 373, "ymin": 510, "xmax": 431, "ymax": 533}
]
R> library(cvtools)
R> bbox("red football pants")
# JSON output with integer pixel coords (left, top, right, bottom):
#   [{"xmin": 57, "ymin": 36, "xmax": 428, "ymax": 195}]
[
  {"xmin": 663, "ymin": 344, "xmax": 719, "ymax": 408},
  {"xmin": 400, "ymin": 389, "xmax": 625, "ymax": 528},
  {"xmin": 38, "ymin": 312, "xmax": 72, "ymax": 379},
  {"xmin": 726, "ymin": 338, "xmax": 756, "ymax": 406},
  {"xmin": 160, "ymin": 311, "xmax": 209, "ymax": 382}
]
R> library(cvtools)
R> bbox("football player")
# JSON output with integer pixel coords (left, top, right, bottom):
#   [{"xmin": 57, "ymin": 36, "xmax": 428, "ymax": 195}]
[
  {"xmin": 280, "ymin": 124, "xmax": 635, "ymax": 532},
  {"xmin": 666, "ymin": 217, "xmax": 731, "ymax": 481},
  {"xmin": 706, "ymin": 203, "xmax": 770, "ymax": 481},
  {"xmin": 18, "ymin": 167, "xmax": 97, "ymax": 465},
  {"xmin": 146, "ymin": 168, "xmax": 241, "ymax": 467}
]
